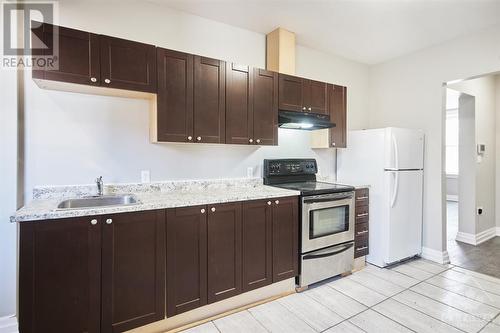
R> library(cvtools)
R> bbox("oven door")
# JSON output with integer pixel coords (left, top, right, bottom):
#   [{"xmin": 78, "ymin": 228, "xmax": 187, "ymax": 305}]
[{"xmin": 301, "ymin": 192, "xmax": 355, "ymax": 253}]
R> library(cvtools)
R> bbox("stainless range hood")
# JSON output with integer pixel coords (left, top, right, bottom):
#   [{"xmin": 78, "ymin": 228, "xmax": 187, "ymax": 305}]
[{"xmin": 278, "ymin": 111, "xmax": 336, "ymax": 130}]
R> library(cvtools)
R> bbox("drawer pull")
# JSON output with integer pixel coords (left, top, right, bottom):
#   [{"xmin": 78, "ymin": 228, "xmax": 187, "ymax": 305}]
[
  {"xmin": 356, "ymin": 246, "xmax": 368, "ymax": 251},
  {"xmin": 211, "ymin": 207, "xmax": 216, "ymax": 212},
  {"xmin": 357, "ymin": 230, "xmax": 368, "ymax": 235},
  {"xmin": 90, "ymin": 219, "xmax": 98, "ymax": 225},
  {"xmin": 356, "ymin": 213, "xmax": 369, "ymax": 218},
  {"xmin": 267, "ymin": 201, "xmax": 272, "ymax": 206},
  {"xmin": 356, "ymin": 196, "xmax": 369, "ymax": 200},
  {"xmin": 200, "ymin": 208, "xmax": 206, "ymax": 214},
  {"xmin": 106, "ymin": 218, "xmax": 113, "ymax": 225}
]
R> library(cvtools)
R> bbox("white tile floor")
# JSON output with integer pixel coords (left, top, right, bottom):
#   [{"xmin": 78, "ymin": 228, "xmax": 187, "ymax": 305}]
[{"xmin": 180, "ymin": 259, "xmax": 500, "ymax": 333}]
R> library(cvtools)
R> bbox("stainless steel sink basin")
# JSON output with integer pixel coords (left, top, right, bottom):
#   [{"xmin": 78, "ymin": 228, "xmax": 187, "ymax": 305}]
[{"xmin": 57, "ymin": 194, "xmax": 140, "ymax": 210}]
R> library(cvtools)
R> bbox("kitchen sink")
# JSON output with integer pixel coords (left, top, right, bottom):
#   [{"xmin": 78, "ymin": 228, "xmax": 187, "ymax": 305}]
[{"xmin": 57, "ymin": 194, "xmax": 140, "ymax": 210}]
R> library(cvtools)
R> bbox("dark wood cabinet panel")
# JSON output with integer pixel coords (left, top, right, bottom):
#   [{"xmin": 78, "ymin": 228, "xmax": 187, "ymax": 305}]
[
  {"xmin": 101, "ymin": 210, "xmax": 165, "ymax": 332},
  {"xmin": 156, "ymin": 48, "xmax": 194, "ymax": 142},
  {"xmin": 166, "ymin": 206, "xmax": 207, "ymax": 316},
  {"xmin": 226, "ymin": 63, "xmax": 252, "ymax": 144},
  {"xmin": 252, "ymin": 68, "xmax": 278, "ymax": 145},
  {"xmin": 354, "ymin": 188, "xmax": 369, "ymax": 258},
  {"xmin": 207, "ymin": 202, "xmax": 242, "ymax": 303},
  {"xmin": 32, "ymin": 22, "xmax": 100, "ymax": 86},
  {"xmin": 194, "ymin": 56, "xmax": 226, "ymax": 143},
  {"xmin": 100, "ymin": 36, "xmax": 157, "ymax": 93},
  {"xmin": 272, "ymin": 197, "xmax": 299, "ymax": 282},
  {"xmin": 329, "ymin": 84, "xmax": 347, "ymax": 148},
  {"xmin": 306, "ymin": 80, "xmax": 328, "ymax": 114},
  {"xmin": 278, "ymin": 74, "xmax": 304, "ymax": 112},
  {"xmin": 19, "ymin": 217, "xmax": 102, "ymax": 333},
  {"xmin": 242, "ymin": 200, "xmax": 273, "ymax": 292}
]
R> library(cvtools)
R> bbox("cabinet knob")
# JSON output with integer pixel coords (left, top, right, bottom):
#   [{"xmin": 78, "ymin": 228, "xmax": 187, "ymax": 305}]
[
  {"xmin": 90, "ymin": 219, "xmax": 98, "ymax": 225},
  {"xmin": 249, "ymin": 139, "xmax": 253, "ymax": 143},
  {"xmin": 197, "ymin": 136, "xmax": 202, "ymax": 141},
  {"xmin": 200, "ymin": 208, "xmax": 205, "ymax": 214},
  {"xmin": 302, "ymin": 106, "xmax": 306, "ymax": 111},
  {"xmin": 308, "ymin": 107, "xmax": 312, "ymax": 111},
  {"xmin": 104, "ymin": 79, "xmax": 111, "ymax": 84},
  {"xmin": 187, "ymin": 136, "xmax": 193, "ymax": 141},
  {"xmin": 275, "ymin": 200, "xmax": 280, "ymax": 205},
  {"xmin": 332, "ymin": 142, "xmax": 336, "ymax": 147},
  {"xmin": 211, "ymin": 207, "xmax": 216, "ymax": 212},
  {"xmin": 267, "ymin": 201, "xmax": 272, "ymax": 206},
  {"xmin": 106, "ymin": 218, "xmax": 113, "ymax": 224},
  {"xmin": 90, "ymin": 77, "xmax": 97, "ymax": 83},
  {"xmin": 256, "ymin": 139, "xmax": 261, "ymax": 144}
]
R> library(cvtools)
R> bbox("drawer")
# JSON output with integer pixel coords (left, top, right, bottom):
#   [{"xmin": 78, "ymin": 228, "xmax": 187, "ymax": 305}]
[
  {"xmin": 355, "ymin": 222, "xmax": 369, "ymax": 238},
  {"xmin": 355, "ymin": 188, "xmax": 369, "ymax": 207},
  {"xmin": 354, "ymin": 237, "xmax": 369, "ymax": 258},
  {"xmin": 355, "ymin": 205, "xmax": 369, "ymax": 223}
]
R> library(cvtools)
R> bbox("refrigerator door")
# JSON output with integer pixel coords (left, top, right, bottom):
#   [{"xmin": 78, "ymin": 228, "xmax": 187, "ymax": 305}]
[
  {"xmin": 384, "ymin": 128, "xmax": 424, "ymax": 170},
  {"xmin": 384, "ymin": 170, "xmax": 423, "ymax": 264}
]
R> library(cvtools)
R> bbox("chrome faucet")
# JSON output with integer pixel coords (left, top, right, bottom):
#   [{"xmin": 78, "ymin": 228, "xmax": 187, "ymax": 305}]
[{"xmin": 96, "ymin": 176, "xmax": 104, "ymax": 196}]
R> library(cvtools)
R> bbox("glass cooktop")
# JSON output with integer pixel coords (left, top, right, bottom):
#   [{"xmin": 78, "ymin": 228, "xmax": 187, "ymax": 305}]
[{"xmin": 271, "ymin": 181, "xmax": 355, "ymax": 196}]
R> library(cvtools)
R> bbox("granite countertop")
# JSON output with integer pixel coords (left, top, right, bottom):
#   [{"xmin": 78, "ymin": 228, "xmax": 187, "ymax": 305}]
[{"xmin": 11, "ymin": 178, "xmax": 300, "ymax": 223}]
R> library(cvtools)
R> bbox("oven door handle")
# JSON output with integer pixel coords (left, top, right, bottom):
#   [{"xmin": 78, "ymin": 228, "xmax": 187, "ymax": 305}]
[
  {"xmin": 303, "ymin": 243, "xmax": 354, "ymax": 260},
  {"xmin": 303, "ymin": 195, "xmax": 353, "ymax": 204}
]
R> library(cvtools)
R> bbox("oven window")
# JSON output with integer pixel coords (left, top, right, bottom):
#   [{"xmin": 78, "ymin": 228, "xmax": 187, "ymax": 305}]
[{"xmin": 309, "ymin": 205, "xmax": 349, "ymax": 239}]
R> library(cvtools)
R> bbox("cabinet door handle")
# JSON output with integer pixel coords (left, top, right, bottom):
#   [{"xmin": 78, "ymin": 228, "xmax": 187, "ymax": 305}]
[
  {"xmin": 197, "ymin": 136, "xmax": 202, "ymax": 142},
  {"xmin": 356, "ymin": 246, "xmax": 368, "ymax": 251},
  {"xmin": 187, "ymin": 136, "xmax": 193, "ymax": 141},
  {"xmin": 267, "ymin": 201, "xmax": 272, "ymax": 206},
  {"xmin": 200, "ymin": 208, "xmax": 205, "ymax": 214},
  {"xmin": 104, "ymin": 79, "xmax": 111, "ymax": 84},
  {"xmin": 90, "ymin": 219, "xmax": 98, "ymax": 225},
  {"xmin": 308, "ymin": 107, "xmax": 312, "ymax": 111},
  {"xmin": 256, "ymin": 139, "xmax": 261, "ymax": 144},
  {"xmin": 90, "ymin": 77, "xmax": 97, "ymax": 83},
  {"xmin": 249, "ymin": 139, "xmax": 253, "ymax": 143},
  {"xmin": 106, "ymin": 218, "xmax": 113, "ymax": 225},
  {"xmin": 356, "ymin": 196, "xmax": 369, "ymax": 200},
  {"xmin": 357, "ymin": 230, "xmax": 368, "ymax": 235},
  {"xmin": 332, "ymin": 142, "xmax": 336, "ymax": 147},
  {"xmin": 302, "ymin": 106, "xmax": 307, "ymax": 111},
  {"xmin": 275, "ymin": 200, "xmax": 279, "ymax": 205},
  {"xmin": 211, "ymin": 207, "xmax": 216, "ymax": 212},
  {"xmin": 356, "ymin": 213, "xmax": 369, "ymax": 218}
]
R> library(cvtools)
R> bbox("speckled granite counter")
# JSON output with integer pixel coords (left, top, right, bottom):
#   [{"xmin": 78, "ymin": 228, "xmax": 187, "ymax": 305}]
[{"xmin": 11, "ymin": 178, "xmax": 300, "ymax": 222}]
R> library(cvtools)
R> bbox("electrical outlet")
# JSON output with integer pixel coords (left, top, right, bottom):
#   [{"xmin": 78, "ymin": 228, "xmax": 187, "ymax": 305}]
[
  {"xmin": 477, "ymin": 207, "xmax": 483, "ymax": 215},
  {"xmin": 141, "ymin": 170, "xmax": 151, "ymax": 183},
  {"xmin": 247, "ymin": 167, "xmax": 254, "ymax": 178}
]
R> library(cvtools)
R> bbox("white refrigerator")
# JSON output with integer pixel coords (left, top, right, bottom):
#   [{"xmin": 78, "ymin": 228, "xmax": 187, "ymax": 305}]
[{"xmin": 337, "ymin": 128, "xmax": 424, "ymax": 267}]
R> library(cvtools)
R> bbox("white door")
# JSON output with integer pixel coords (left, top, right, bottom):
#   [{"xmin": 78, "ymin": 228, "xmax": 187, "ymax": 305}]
[
  {"xmin": 384, "ymin": 170, "xmax": 423, "ymax": 264},
  {"xmin": 384, "ymin": 128, "xmax": 425, "ymax": 170}
]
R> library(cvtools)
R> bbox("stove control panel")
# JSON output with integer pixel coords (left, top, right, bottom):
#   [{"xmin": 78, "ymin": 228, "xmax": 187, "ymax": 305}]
[{"xmin": 264, "ymin": 159, "xmax": 317, "ymax": 177}]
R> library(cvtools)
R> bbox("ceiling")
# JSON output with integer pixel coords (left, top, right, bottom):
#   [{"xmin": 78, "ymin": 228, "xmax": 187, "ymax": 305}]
[{"xmin": 147, "ymin": 0, "xmax": 500, "ymax": 65}]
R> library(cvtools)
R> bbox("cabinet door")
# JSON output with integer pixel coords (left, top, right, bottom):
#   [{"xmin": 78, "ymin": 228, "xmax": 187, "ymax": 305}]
[
  {"xmin": 252, "ymin": 68, "xmax": 278, "ymax": 145},
  {"xmin": 272, "ymin": 197, "xmax": 299, "ymax": 282},
  {"xmin": 225, "ymin": 63, "xmax": 252, "ymax": 144},
  {"xmin": 194, "ymin": 56, "xmax": 226, "ymax": 143},
  {"xmin": 19, "ymin": 217, "xmax": 101, "ymax": 333},
  {"xmin": 278, "ymin": 74, "xmax": 304, "ymax": 112},
  {"xmin": 207, "ymin": 202, "xmax": 242, "ymax": 303},
  {"xmin": 242, "ymin": 200, "xmax": 273, "ymax": 292},
  {"xmin": 32, "ymin": 22, "xmax": 100, "ymax": 86},
  {"xmin": 166, "ymin": 206, "xmax": 208, "ymax": 316},
  {"xmin": 101, "ymin": 210, "xmax": 165, "ymax": 332},
  {"xmin": 100, "ymin": 36, "xmax": 157, "ymax": 93},
  {"xmin": 305, "ymin": 80, "xmax": 328, "ymax": 114},
  {"xmin": 157, "ymin": 48, "xmax": 194, "ymax": 142},
  {"xmin": 329, "ymin": 84, "xmax": 347, "ymax": 148}
]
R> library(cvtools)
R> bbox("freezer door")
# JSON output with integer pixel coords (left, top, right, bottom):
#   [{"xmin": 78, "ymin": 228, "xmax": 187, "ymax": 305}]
[
  {"xmin": 384, "ymin": 128, "xmax": 425, "ymax": 170},
  {"xmin": 384, "ymin": 170, "xmax": 423, "ymax": 264}
]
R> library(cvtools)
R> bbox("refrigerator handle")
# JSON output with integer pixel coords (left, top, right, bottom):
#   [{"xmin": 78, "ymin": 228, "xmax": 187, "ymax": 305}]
[
  {"xmin": 392, "ymin": 133, "xmax": 399, "ymax": 170},
  {"xmin": 390, "ymin": 171, "xmax": 399, "ymax": 208}
]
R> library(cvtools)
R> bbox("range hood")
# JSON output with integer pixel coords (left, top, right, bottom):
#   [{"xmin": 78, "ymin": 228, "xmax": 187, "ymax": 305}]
[{"xmin": 278, "ymin": 111, "xmax": 336, "ymax": 130}]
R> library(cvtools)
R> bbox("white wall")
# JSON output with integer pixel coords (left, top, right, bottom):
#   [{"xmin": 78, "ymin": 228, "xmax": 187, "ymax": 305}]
[
  {"xmin": 23, "ymin": 0, "xmax": 370, "ymax": 198},
  {"xmin": 496, "ymin": 75, "xmax": 500, "ymax": 229},
  {"xmin": 449, "ymin": 77, "xmax": 496, "ymax": 235},
  {"xmin": 446, "ymin": 176, "xmax": 458, "ymax": 198},
  {"xmin": 369, "ymin": 24, "xmax": 500, "ymax": 255}
]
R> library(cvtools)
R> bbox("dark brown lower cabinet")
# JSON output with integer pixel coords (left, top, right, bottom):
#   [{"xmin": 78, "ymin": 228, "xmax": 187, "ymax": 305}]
[
  {"xmin": 272, "ymin": 197, "xmax": 299, "ymax": 282},
  {"xmin": 101, "ymin": 210, "xmax": 166, "ymax": 332},
  {"xmin": 207, "ymin": 203, "xmax": 242, "ymax": 303},
  {"xmin": 242, "ymin": 200, "xmax": 273, "ymax": 291},
  {"xmin": 166, "ymin": 206, "xmax": 208, "ymax": 316},
  {"xmin": 19, "ymin": 217, "xmax": 102, "ymax": 333}
]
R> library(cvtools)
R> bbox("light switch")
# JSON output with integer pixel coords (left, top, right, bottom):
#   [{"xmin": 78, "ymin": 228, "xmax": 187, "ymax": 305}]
[{"xmin": 141, "ymin": 170, "xmax": 151, "ymax": 183}]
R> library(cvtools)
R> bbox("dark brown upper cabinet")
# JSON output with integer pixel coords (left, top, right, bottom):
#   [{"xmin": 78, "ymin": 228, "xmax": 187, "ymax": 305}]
[
  {"xmin": 279, "ymin": 74, "xmax": 328, "ymax": 114},
  {"xmin": 226, "ymin": 65, "xmax": 278, "ymax": 145},
  {"xmin": 156, "ymin": 48, "xmax": 194, "ymax": 143},
  {"xmin": 207, "ymin": 202, "xmax": 242, "ymax": 303},
  {"xmin": 329, "ymin": 84, "xmax": 347, "ymax": 148},
  {"xmin": 101, "ymin": 210, "xmax": 165, "ymax": 333},
  {"xmin": 31, "ymin": 22, "xmax": 100, "ymax": 86},
  {"xmin": 19, "ymin": 217, "xmax": 102, "ymax": 333},
  {"xmin": 272, "ymin": 197, "xmax": 299, "ymax": 282},
  {"xmin": 100, "ymin": 36, "xmax": 157, "ymax": 93},
  {"xmin": 166, "ymin": 206, "xmax": 208, "ymax": 316},
  {"xmin": 242, "ymin": 199, "xmax": 273, "ymax": 292},
  {"xmin": 194, "ymin": 56, "xmax": 226, "ymax": 144}
]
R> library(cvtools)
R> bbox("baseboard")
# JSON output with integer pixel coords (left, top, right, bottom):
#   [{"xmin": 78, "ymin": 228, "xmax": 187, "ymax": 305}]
[
  {"xmin": 421, "ymin": 247, "xmax": 450, "ymax": 264},
  {"xmin": 446, "ymin": 195, "xmax": 458, "ymax": 202},
  {"xmin": 0, "ymin": 315, "xmax": 18, "ymax": 333},
  {"xmin": 456, "ymin": 227, "xmax": 496, "ymax": 246}
]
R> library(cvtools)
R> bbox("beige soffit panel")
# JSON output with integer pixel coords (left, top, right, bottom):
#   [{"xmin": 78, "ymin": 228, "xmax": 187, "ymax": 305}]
[{"xmin": 266, "ymin": 27, "xmax": 296, "ymax": 75}]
